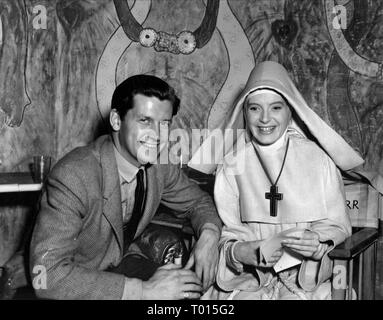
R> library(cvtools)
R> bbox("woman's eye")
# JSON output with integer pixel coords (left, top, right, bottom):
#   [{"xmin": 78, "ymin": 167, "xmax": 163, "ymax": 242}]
[
  {"xmin": 272, "ymin": 102, "xmax": 288, "ymax": 110},
  {"xmin": 248, "ymin": 105, "xmax": 259, "ymax": 112},
  {"xmin": 272, "ymin": 104, "xmax": 285, "ymax": 111}
]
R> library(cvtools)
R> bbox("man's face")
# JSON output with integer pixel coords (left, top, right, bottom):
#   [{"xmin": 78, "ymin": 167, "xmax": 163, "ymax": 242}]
[
  {"xmin": 244, "ymin": 90, "xmax": 292, "ymax": 145},
  {"xmin": 111, "ymin": 94, "xmax": 173, "ymax": 166}
]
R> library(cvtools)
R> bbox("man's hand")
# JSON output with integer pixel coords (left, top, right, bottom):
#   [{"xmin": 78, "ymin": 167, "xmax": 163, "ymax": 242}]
[
  {"xmin": 234, "ymin": 241, "xmax": 283, "ymax": 267},
  {"xmin": 281, "ymin": 230, "xmax": 326, "ymax": 260},
  {"xmin": 184, "ymin": 228, "xmax": 219, "ymax": 290},
  {"xmin": 142, "ymin": 263, "xmax": 203, "ymax": 300}
]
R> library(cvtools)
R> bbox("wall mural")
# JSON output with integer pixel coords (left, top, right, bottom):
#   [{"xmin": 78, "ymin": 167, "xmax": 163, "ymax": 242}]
[
  {"xmin": 0, "ymin": 0, "xmax": 31, "ymax": 128},
  {"xmin": 0, "ymin": 0, "xmax": 382, "ymax": 264},
  {"xmin": 325, "ymin": 0, "xmax": 383, "ymax": 170},
  {"xmin": 96, "ymin": 0, "xmax": 254, "ymax": 160}
]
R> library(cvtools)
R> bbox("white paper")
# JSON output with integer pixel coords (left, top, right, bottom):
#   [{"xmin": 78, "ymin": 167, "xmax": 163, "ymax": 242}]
[
  {"xmin": 260, "ymin": 227, "xmax": 306, "ymax": 263},
  {"xmin": 273, "ymin": 250, "xmax": 303, "ymax": 273}
]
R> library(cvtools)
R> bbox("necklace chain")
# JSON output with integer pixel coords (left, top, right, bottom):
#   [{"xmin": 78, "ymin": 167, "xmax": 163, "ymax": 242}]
[{"xmin": 252, "ymin": 138, "xmax": 290, "ymax": 187}]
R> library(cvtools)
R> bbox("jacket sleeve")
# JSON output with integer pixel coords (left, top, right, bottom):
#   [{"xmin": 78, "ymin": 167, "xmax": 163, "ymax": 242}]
[
  {"xmin": 213, "ymin": 164, "xmax": 264, "ymax": 292},
  {"xmin": 29, "ymin": 163, "xmax": 141, "ymax": 300},
  {"xmin": 159, "ymin": 164, "xmax": 222, "ymax": 238}
]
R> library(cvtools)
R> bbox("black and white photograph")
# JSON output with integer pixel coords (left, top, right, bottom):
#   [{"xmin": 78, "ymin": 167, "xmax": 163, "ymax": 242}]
[{"xmin": 0, "ymin": 0, "xmax": 382, "ymax": 311}]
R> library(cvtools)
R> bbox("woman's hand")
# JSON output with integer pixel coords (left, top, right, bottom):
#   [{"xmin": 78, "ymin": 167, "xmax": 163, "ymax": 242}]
[
  {"xmin": 234, "ymin": 241, "xmax": 283, "ymax": 267},
  {"xmin": 281, "ymin": 230, "xmax": 326, "ymax": 260}
]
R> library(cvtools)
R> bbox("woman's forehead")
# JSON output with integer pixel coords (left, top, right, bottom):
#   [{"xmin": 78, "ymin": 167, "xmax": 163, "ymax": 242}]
[{"xmin": 245, "ymin": 89, "xmax": 285, "ymax": 104}]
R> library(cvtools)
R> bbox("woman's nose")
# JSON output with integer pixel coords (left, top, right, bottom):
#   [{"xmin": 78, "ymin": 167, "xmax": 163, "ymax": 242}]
[{"xmin": 260, "ymin": 110, "xmax": 270, "ymax": 123}]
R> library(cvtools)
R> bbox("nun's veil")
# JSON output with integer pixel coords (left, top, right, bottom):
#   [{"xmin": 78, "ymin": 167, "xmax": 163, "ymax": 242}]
[{"xmin": 189, "ymin": 61, "xmax": 364, "ymax": 174}]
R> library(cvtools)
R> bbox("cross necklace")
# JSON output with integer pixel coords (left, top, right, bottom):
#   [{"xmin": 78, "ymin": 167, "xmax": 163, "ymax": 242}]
[{"xmin": 252, "ymin": 138, "xmax": 290, "ymax": 217}]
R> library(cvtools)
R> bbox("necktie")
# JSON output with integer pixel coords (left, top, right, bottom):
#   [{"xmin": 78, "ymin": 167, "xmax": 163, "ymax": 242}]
[{"xmin": 123, "ymin": 168, "xmax": 145, "ymax": 254}]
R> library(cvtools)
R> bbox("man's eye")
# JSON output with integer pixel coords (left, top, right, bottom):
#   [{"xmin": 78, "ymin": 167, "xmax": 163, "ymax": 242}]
[{"xmin": 140, "ymin": 119, "xmax": 150, "ymax": 124}]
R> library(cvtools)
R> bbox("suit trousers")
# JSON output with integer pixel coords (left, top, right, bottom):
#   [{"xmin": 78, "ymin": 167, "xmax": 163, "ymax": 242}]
[{"xmin": 108, "ymin": 254, "xmax": 160, "ymax": 281}]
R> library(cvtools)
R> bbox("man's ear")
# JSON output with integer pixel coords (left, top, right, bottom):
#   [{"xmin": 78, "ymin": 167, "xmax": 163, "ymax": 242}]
[{"xmin": 110, "ymin": 109, "xmax": 121, "ymax": 131}]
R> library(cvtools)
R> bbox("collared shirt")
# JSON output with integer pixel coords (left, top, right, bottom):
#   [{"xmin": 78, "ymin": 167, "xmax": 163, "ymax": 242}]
[
  {"xmin": 113, "ymin": 146, "xmax": 148, "ymax": 300},
  {"xmin": 113, "ymin": 146, "xmax": 146, "ymax": 223}
]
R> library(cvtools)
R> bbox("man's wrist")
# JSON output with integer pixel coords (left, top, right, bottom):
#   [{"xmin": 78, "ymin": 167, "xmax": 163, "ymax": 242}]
[
  {"xmin": 141, "ymin": 280, "xmax": 151, "ymax": 300},
  {"xmin": 200, "ymin": 224, "xmax": 220, "ymax": 242},
  {"xmin": 121, "ymin": 277, "xmax": 144, "ymax": 300}
]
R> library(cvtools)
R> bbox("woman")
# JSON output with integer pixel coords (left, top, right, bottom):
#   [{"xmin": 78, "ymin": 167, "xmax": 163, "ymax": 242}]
[{"xmin": 194, "ymin": 61, "xmax": 364, "ymax": 300}]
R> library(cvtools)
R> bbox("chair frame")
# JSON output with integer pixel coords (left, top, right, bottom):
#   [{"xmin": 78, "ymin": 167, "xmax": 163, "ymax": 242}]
[{"xmin": 329, "ymin": 227, "xmax": 379, "ymax": 300}]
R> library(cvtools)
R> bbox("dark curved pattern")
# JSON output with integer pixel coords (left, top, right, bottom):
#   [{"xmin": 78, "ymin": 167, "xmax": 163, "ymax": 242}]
[
  {"xmin": 344, "ymin": 0, "xmax": 374, "ymax": 48},
  {"xmin": 194, "ymin": 0, "xmax": 220, "ymax": 48},
  {"xmin": 326, "ymin": 0, "xmax": 372, "ymax": 157},
  {"xmin": 326, "ymin": 53, "xmax": 364, "ymax": 154},
  {"xmin": 271, "ymin": 13, "xmax": 298, "ymax": 49},
  {"xmin": 113, "ymin": 0, "xmax": 143, "ymax": 42},
  {"xmin": 56, "ymin": 0, "xmax": 85, "ymax": 34},
  {"xmin": 113, "ymin": 0, "xmax": 220, "ymax": 50}
]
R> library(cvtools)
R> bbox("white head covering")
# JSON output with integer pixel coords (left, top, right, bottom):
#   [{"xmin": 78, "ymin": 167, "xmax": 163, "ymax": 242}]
[{"xmin": 189, "ymin": 61, "xmax": 364, "ymax": 173}]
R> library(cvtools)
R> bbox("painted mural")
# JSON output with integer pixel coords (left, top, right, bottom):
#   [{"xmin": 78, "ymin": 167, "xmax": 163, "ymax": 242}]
[{"xmin": 0, "ymin": 0, "xmax": 382, "ymax": 263}]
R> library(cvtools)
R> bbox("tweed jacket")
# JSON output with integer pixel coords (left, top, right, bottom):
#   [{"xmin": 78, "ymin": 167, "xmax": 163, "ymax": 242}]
[{"xmin": 30, "ymin": 135, "xmax": 221, "ymax": 299}]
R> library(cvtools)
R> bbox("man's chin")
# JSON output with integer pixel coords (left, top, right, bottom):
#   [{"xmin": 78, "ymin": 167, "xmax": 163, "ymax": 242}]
[
  {"xmin": 137, "ymin": 152, "xmax": 160, "ymax": 165},
  {"xmin": 137, "ymin": 144, "xmax": 169, "ymax": 164}
]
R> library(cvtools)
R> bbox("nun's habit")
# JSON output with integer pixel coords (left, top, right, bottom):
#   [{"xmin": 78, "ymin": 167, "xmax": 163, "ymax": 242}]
[{"xmin": 197, "ymin": 61, "xmax": 364, "ymax": 300}]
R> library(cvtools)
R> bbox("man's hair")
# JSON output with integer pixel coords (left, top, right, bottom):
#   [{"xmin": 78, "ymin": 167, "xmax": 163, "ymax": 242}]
[{"xmin": 111, "ymin": 74, "xmax": 180, "ymax": 119}]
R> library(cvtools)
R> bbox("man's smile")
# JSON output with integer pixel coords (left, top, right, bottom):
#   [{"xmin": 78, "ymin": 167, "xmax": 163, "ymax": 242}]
[{"xmin": 139, "ymin": 139, "xmax": 160, "ymax": 149}]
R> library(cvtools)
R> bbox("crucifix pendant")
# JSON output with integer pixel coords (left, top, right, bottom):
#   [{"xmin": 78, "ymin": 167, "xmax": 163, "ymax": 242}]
[{"xmin": 265, "ymin": 185, "xmax": 283, "ymax": 217}]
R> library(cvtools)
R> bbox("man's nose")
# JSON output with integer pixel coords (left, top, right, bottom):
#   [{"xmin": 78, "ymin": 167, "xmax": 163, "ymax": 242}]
[{"xmin": 148, "ymin": 122, "xmax": 161, "ymax": 141}]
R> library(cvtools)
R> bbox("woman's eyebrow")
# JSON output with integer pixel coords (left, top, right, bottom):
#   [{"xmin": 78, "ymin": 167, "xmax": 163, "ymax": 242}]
[
  {"xmin": 270, "ymin": 101, "xmax": 286, "ymax": 106},
  {"xmin": 246, "ymin": 101, "xmax": 285, "ymax": 106},
  {"xmin": 246, "ymin": 101, "xmax": 261, "ymax": 106}
]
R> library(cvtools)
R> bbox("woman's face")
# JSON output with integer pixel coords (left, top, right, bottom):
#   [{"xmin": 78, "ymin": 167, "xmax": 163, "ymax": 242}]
[{"xmin": 244, "ymin": 90, "xmax": 292, "ymax": 145}]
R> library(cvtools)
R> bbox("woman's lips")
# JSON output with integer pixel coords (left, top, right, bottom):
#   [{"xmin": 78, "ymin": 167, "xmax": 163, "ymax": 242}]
[{"xmin": 257, "ymin": 126, "xmax": 276, "ymax": 134}]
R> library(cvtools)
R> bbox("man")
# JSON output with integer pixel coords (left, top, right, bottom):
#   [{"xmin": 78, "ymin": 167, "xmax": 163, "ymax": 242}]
[{"xmin": 30, "ymin": 75, "xmax": 222, "ymax": 299}]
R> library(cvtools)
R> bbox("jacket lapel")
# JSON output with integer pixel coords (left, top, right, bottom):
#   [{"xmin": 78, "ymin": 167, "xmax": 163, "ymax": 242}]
[
  {"xmin": 99, "ymin": 136, "xmax": 124, "ymax": 254},
  {"xmin": 98, "ymin": 136, "xmax": 162, "ymax": 248}
]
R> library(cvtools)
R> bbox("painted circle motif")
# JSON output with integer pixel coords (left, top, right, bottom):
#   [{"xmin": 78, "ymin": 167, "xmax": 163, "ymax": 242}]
[
  {"xmin": 177, "ymin": 31, "xmax": 197, "ymax": 54},
  {"xmin": 139, "ymin": 28, "xmax": 158, "ymax": 47},
  {"xmin": 96, "ymin": 0, "xmax": 255, "ymax": 134}
]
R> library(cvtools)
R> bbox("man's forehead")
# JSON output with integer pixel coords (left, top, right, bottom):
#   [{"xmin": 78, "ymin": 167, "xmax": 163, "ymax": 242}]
[{"xmin": 129, "ymin": 94, "xmax": 172, "ymax": 119}]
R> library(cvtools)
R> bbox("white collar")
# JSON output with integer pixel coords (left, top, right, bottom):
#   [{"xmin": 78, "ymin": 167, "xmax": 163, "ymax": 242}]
[
  {"xmin": 113, "ymin": 145, "xmax": 142, "ymax": 183},
  {"xmin": 253, "ymin": 129, "xmax": 288, "ymax": 154}
]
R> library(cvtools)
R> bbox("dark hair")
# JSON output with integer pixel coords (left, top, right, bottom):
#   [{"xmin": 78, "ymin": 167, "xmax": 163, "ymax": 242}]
[{"xmin": 111, "ymin": 74, "xmax": 180, "ymax": 119}]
